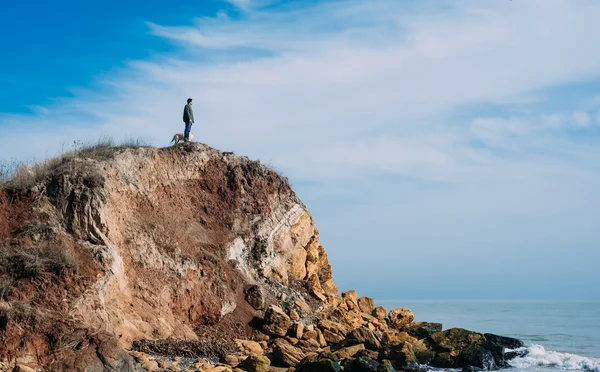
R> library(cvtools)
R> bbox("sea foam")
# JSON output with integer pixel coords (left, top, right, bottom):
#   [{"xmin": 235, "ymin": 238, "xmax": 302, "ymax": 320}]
[{"xmin": 510, "ymin": 344, "xmax": 600, "ymax": 372}]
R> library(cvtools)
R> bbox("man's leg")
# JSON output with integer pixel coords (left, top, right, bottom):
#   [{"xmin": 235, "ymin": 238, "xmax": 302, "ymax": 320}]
[{"xmin": 184, "ymin": 123, "xmax": 192, "ymax": 141}]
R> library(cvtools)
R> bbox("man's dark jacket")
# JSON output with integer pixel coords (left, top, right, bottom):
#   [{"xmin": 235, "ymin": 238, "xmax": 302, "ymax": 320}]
[{"xmin": 183, "ymin": 104, "xmax": 194, "ymax": 124}]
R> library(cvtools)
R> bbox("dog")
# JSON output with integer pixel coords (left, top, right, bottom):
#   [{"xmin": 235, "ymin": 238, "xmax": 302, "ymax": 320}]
[{"xmin": 171, "ymin": 132, "xmax": 194, "ymax": 145}]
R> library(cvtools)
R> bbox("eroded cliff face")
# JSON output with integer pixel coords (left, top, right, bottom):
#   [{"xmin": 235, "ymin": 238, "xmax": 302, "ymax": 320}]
[{"xmin": 0, "ymin": 144, "xmax": 337, "ymax": 370}]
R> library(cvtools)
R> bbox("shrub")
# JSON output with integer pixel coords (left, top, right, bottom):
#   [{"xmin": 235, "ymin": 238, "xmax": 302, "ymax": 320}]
[
  {"xmin": 0, "ymin": 136, "xmax": 153, "ymax": 190},
  {"xmin": 0, "ymin": 245, "xmax": 78, "ymax": 279},
  {"xmin": 0, "ymin": 277, "xmax": 12, "ymax": 300}
]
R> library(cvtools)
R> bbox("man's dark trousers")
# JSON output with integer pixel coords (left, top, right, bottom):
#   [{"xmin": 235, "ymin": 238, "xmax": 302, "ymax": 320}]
[{"xmin": 184, "ymin": 122, "xmax": 192, "ymax": 141}]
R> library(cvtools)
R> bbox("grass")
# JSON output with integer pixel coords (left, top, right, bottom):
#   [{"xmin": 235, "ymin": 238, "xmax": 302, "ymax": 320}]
[
  {"xmin": 0, "ymin": 277, "xmax": 12, "ymax": 300},
  {"xmin": 0, "ymin": 136, "xmax": 152, "ymax": 190},
  {"xmin": 0, "ymin": 300, "xmax": 44, "ymax": 330},
  {"xmin": 0, "ymin": 244, "xmax": 78, "ymax": 280}
]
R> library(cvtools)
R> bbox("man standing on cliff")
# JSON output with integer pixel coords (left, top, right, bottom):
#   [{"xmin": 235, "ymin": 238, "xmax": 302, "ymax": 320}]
[{"xmin": 183, "ymin": 98, "xmax": 195, "ymax": 142}]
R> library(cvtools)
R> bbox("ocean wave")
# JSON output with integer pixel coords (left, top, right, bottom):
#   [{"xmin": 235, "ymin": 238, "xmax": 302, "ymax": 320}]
[{"xmin": 510, "ymin": 344, "xmax": 600, "ymax": 372}]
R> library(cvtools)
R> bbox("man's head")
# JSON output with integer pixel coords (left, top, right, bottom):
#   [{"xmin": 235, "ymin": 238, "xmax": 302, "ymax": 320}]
[{"xmin": 187, "ymin": 98, "xmax": 193, "ymax": 104}]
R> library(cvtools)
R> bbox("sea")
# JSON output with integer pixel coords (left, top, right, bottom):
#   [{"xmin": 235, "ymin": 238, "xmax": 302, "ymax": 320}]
[{"xmin": 378, "ymin": 300, "xmax": 600, "ymax": 372}]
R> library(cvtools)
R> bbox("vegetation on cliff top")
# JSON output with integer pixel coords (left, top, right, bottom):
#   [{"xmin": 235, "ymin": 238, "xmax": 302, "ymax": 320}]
[{"xmin": 0, "ymin": 136, "xmax": 152, "ymax": 190}]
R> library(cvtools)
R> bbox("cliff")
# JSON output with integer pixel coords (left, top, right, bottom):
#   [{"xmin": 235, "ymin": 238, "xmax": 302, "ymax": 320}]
[
  {"xmin": 0, "ymin": 143, "xmax": 523, "ymax": 372},
  {"xmin": 0, "ymin": 143, "xmax": 337, "ymax": 371}
]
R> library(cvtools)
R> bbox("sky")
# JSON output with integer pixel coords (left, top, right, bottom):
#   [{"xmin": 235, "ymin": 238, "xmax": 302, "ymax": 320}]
[{"xmin": 1, "ymin": 0, "xmax": 599, "ymax": 300}]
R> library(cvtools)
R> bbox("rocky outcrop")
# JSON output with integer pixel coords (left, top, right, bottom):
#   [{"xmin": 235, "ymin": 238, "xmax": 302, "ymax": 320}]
[
  {"xmin": 0, "ymin": 142, "xmax": 523, "ymax": 371},
  {"xmin": 0, "ymin": 143, "xmax": 337, "ymax": 371}
]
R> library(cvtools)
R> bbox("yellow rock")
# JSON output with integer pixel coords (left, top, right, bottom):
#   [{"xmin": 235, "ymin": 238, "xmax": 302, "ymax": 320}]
[
  {"xmin": 141, "ymin": 360, "xmax": 159, "ymax": 371},
  {"xmin": 224, "ymin": 355, "xmax": 240, "ymax": 367},
  {"xmin": 291, "ymin": 322, "xmax": 304, "ymax": 339},
  {"xmin": 235, "ymin": 339, "xmax": 264, "ymax": 355},
  {"xmin": 294, "ymin": 299, "xmax": 312, "ymax": 314},
  {"xmin": 157, "ymin": 360, "xmax": 170, "ymax": 368},
  {"xmin": 289, "ymin": 309, "xmax": 300, "ymax": 321},
  {"xmin": 334, "ymin": 343, "xmax": 365, "ymax": 359}
]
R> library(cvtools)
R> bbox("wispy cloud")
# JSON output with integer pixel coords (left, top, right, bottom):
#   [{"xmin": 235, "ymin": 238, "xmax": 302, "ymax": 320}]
[
  {"xmin": 2, "ymin": 0, "xmax": 600, "ymax": 298},
  {"xmin": 225, "ymin": 0, "xmax": 252, "ymax": 11},
  {"xmin": 2, "ymin": 0, "xmax": 600, "ymax": 181}
]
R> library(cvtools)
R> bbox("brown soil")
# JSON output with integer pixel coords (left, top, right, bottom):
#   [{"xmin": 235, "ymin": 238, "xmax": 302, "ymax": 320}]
[{"xmin": 0, "ymin": 189, "xmax": 31, "ymax": 242}]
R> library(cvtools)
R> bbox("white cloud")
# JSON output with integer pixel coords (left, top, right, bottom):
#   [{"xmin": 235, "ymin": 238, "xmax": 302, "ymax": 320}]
[
  {"xmin": 2, "ymin": 0, "xmax": 600, "ymax": 299},
  {"xmin": 572, "ymin": 111, "xmax": 591, "ymax": 127},
  {"xmin": 2, "ymin": 0, "xmax": 600, "ymax": 183},
  {"xmin": 225, "ymin": 0, "xmax": 251, "ymax": 11}
]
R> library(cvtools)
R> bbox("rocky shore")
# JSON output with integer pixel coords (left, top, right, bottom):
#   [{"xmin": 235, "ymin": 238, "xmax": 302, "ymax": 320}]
[{"xmin": 0, "ymin": 143, "xmax": 524, "ymax": 372}]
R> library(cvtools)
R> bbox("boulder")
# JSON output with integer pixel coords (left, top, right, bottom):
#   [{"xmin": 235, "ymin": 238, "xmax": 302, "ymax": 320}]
[
  {"xmin": 322, "ymin": 329, "xmax": 345, "ymax": 344},
  {"xmin": 458, "ymin": 345, "xmax": 497, "ymax": 371},
  {"xmin": 240, "ymin": 355, "xmax": 271, "ymax": 372},
  {"xmin": 334, "ymin": 343, "xmax": 365, "ymax": 359},
  {"xmin": 291, "ymin": 322, "xmax": 304, "ymax": 339},
  {"xmin": 377, "ymin": 360, "xmax": 396, "ymax": 372},
  {"xmin": 358, "ymin": 297, "xmax": 375, "ymax": 314},
  {"xmin": 348, "ymin": 327, "xmax": 381, "ymax": 350},
  {"xmin": 380, "ymin": 339, "xmax": 432, "ymax": 369},
  {"xmin": 431, "ymin": 352, "xmax": 456, "ymax": 368},
  {"xmin": 303, "ymin": 330, "xmax": 318, "ymax": 341},
  {"xmin": 252, "ymin": 331, "xmax": 270, "ymax": 342},
  {"xmin": 342, "ymin": 290, "xmax": 359, "ymax": 310},
  {"xmin": 318, "ymin": 320, "xmax": 348, "ymax": 336},
  {"xmin": 414, "ymin": 348, "xmax": 436, "ymax": 365},
  {"xmin": 372, "ymin": 306, "xmax": 387, "ymax": 321},
  {"xmin": 483, "ymin": 334, "xmax": 524, "ymax": 350},
  {"xmin": 286, "ymin": 337, "xmax": 300, "ymax": 345},
  {"xmin": 308, "ymin": 274, "xmax": 327, "ymax": 301},
  {"xmin": 295, "ymin": 299, "xmax": 313, "ymax": 314},
  {"xmin": 141, "ymin": 360, "xmax": 159, "ymax": 371},
  {"xmin": 348, "ymin": 357, "xmax": 380, "ymax": 372},
  {"xmin": 430, "ymin": 328, "xmax": 486, "ymax": 357},
  {"xmin": 296, "ymin": 338, "xmax": 321, "ymax": 351},
  {"xmin": 272, "ymin": 338, "xmax": 307, "ymax": 367},
  {"xmin": 379, "ymin": 344, "xmax": 416, "ymax": 370},
  {"xmin": 388, "ymin": 308, "xmax": 414, "ymax": 330},
  {"xmin": 316, "ymin": 329, "xmax": 328, "ymax": 347},
  {"xmin": 405, "ymin": 322, "xmax": 442, "ymax": 339},
  {"xmin": 235, "ymin": 339, "xmax": 264, "ymax": 355},
  {"xmin": 361, "ymin": 313, "xmax": 377, "ymax": 322},
  {"xmin": 263, "ymin": 305, "xmax": 293, "ymax": 337},
  {"xmin": 224, "ymin": 355, "xmax": 240, "ymax": 367},
  {"xmin": 484, "ymin": 332, "xmax": 525, "ymax": 365},
  {"xmin": 379, "ymin": 329, "xmax": 416, "ymax": 346},
  {"xmin": 339, "ymin": 309, "xmax": 366, "ymax": 330},
  {"xmin": 296, "ymin": 352, "xmax": 340, "ymax": 372},
  {"xmin": 244, "ymin": 285, "xmax": 265, "ymax": 310},
  {"xmin": 355, "ymin": 349, "xmax": 379, "ymax": 360},
  {"xmin": 290, "ymin": 309, "xmax": 301, "ymax": 321}
]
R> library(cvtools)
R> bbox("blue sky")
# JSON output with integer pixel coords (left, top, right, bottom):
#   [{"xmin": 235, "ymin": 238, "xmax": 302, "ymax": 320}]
[{"xmin": 1, "ymin": 0, "xmax": 600, "ymax": 300}]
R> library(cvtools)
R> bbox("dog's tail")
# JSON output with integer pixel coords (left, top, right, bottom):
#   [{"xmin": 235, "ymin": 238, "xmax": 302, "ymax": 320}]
[{"xmin": 170, "ymin": 135, "xmax": 177, "ymax": 143}]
